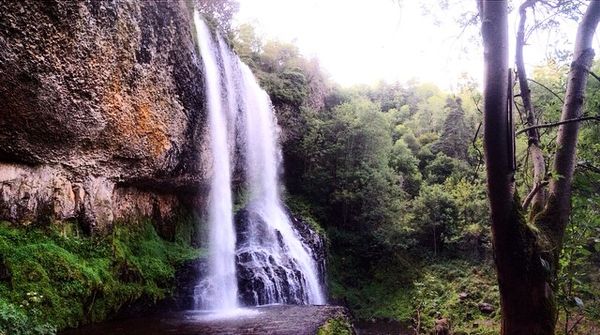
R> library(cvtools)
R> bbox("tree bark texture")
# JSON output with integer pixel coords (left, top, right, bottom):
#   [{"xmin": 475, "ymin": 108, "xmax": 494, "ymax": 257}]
[
  {"xmin": 482, "ymin": 1, "xmax": 600, "ymax": 334},
  {"xmin": 483, "ymin": 1, "xmax": 553, "ymax": 333}
]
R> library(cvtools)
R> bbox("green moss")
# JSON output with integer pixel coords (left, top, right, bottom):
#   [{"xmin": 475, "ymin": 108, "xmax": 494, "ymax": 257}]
[
  {"xmin": 317, "ymin": 317, "xmax": 353, "ymax": 335},
  {"xmin": 285, "ymin": 194, "xmax": 326, "ymax": 236},
  {"xmin": 0, "ymin": 216, "xmax": 202, "ymax": 335},
  {"xmin": 233, "ymin": 187, "xmax": 251, "ymax": 213}
]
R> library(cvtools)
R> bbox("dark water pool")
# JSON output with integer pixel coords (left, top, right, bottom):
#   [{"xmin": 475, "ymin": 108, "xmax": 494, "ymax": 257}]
[
  {"xmin": 58, "ymin": 305, "xmax": 411, "ymax": 335},
  {"xmin": 59, "ymin": 305, "xmax": 350, "ymax": 335}
]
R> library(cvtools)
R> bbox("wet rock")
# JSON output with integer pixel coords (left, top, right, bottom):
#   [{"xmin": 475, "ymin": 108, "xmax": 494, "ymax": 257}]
[
  {"xmin": 234, "ymin": 207, "xmax": 327, "ymax": 306},
  {"xmin": 288, "ymin": 209, "xmax": 327, "ymax": 287}
]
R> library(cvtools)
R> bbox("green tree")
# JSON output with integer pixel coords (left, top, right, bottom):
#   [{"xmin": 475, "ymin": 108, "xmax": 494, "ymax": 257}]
[
  {"xmin": 411, "ymin": 184, "xmax": 460, "ymax": 255},
  {"xmin": 197, "ymin": 0, "xmax": 239, "ymax": 35},
  {"xmin": 433, "ymin": 98, "xmax": 470, "ymax": 160},
  {"xmin": 390, "ymin": 139, "xmax": 422, "ymax": 197},
  {"xmin": 302, "ymin": 98, "xmax": 400, "ymax": 230}
]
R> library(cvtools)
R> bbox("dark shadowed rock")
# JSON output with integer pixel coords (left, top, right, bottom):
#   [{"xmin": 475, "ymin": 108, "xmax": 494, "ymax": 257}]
[
  {"xmin": 478, "ymin": 302, "xmax": 496, "ymax": 314},
  {"xmin": 287, "ymin": 208, "xmax": 327, "ymax": 288}
]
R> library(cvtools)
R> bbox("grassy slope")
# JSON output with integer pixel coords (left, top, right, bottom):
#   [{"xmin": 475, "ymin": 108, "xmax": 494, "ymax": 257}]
[{"xmin": 328, "ymin": 250, "xmax": 501, "ymax": 335}]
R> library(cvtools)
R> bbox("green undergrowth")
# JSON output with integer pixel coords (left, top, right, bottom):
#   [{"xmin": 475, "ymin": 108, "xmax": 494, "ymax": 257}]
[
  {"xmin": 0, "ymin": 217, "xmax": 203, "ymax": 335},
  {"xmin": 317, "ymin": 316, "xmax": 354, "ymax": 335},
  {"xmin": 329, "ymin": 254, "xmax": 500, "ymax": 334},
  {"xmin": 285, "ymin": 194, "xmax": 326, "ymax": 237}
]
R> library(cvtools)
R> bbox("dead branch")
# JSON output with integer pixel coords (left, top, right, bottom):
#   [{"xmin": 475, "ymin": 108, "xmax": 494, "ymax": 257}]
[{"xmin": 588, "ymin": 70, "xmax": 600, "ymax": 83}]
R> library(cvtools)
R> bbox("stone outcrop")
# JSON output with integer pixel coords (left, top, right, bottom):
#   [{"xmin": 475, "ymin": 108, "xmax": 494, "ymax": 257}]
[{"xmin": 0, "ymin": 0, "xmax": 210, "ymax": 231}]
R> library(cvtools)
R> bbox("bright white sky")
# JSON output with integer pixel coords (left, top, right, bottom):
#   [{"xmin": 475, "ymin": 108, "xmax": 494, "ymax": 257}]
[{"xmin": 235, "ymin": 0, "xmax": 583, "ymax": 90}]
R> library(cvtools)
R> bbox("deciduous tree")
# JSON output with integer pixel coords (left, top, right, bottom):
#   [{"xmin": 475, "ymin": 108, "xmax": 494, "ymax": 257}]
[{"xmin": 481, "ymin": 0, "xmax": 600, "ymax": 333}]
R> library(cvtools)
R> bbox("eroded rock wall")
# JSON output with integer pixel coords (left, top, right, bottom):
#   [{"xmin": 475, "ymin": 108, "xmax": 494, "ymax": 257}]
[{"xmin": 0, "ymin": 0, "xmax": 210, "ymax": 231}]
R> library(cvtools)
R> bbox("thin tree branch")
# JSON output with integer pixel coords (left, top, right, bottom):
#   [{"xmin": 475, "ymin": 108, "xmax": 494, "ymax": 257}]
[
  {"xmin": 513, "ymin": 100, "xmax": 526, "ymax": 125},
  {"xmin": 577, "ymin": 162, "xmax": 600, "ymax": 174},
  {"xmin": 527, "ymin": 78, "xmax": 565, "ymax": 103},
  {"xmin": 524, "ymin": 2, "xmax": 582, "ymax": 41},
  {"xmin": 470, "ymin": 95, "xmax": 484, "ymax": 179},
  {"xmin": 522, "ymin": 180, "xmax": 549, "ymax": 209},
  {"xmin": 517, "ymin": 0, "xmax": 547, "ymax": 211},
  {"xmin": 566, "ymin": 315, "xmax": 586, "ymax": 335},
  {"xmin": 516, "ymin": 116, "xmax": 600, "ymax": 135},
  {"xmin": 588, "ymin": 70, "xmax": 600, "ymax": 83}
]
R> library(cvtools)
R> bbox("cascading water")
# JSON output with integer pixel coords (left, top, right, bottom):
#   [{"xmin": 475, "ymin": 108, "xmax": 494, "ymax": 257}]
[
  {"xmin": 193, "ymin": 12, "xmax": 238, "ymax": 311},
  {"xmin": 235, "ymin": 64, "xmax": 325, "ymax": 305},
  {"xmin": 192, "ymin": 12, "xmax": 325, "ymax": 310}
]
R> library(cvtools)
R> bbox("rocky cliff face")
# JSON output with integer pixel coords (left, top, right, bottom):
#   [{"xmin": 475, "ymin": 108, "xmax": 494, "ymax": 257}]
[{"xmin": 0, "ymin": 0, "xmax": 209, "ymax": 232}]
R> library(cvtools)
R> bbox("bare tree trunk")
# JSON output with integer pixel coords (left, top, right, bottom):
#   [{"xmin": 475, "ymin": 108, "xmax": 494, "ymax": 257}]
[
  {"xmin": 482, "ymin": 1, "xmax": 555, "ymax": 333},
  {"xmin": 482, "ymin": 1, "xmax": 600, "ymax": 334},
  {"xmin": 536, "ymin": 0, "xmax": 600, "ymax": 277},
  {"xmin": 516, "ymin": 0, "xmax": 547, "ymax": 214}
]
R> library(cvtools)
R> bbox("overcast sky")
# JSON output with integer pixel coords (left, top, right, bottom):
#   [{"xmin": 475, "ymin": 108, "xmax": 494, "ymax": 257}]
[{"xmin": 235, "ymin": 0, "xmax": 583, "ymax": 90}]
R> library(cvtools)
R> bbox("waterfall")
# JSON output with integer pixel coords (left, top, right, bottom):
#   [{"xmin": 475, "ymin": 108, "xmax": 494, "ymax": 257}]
[
  {"xmin": 193, "ymin": 13, "xmax": 238, "ymax": 311},
  {"xmin": 192, "ymin": 12, "xmax": 325, "ymax": 310},
  {"xmin": 235, "ymin": 64, "xmax": 325, "ymax": 305}
]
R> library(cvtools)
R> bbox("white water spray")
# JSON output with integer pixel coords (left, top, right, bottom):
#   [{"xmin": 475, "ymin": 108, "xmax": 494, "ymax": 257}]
[
  {"xmin": 193, "ymin": 12, "xmax": 238, "ymax": 311},
  {"xmin": 192, "ymin": 12, "xmax": 325, "ymax": 309},
  {"xmin": 236, "ymin": 63, "xmax": 325, "ymax": 305}
]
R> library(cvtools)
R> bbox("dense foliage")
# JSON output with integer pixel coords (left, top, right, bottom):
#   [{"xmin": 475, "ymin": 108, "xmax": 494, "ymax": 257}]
[
  {"xmin": 0, "ymin": 217, "xmax": 201, "ymax": 335},
  {"xmin": 231, "ymin": 21, "xmax": 600, "ymax": 333},
  {"xmin": 316, "ymin": 316, "xmax": 353, "ymax": 335}
]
